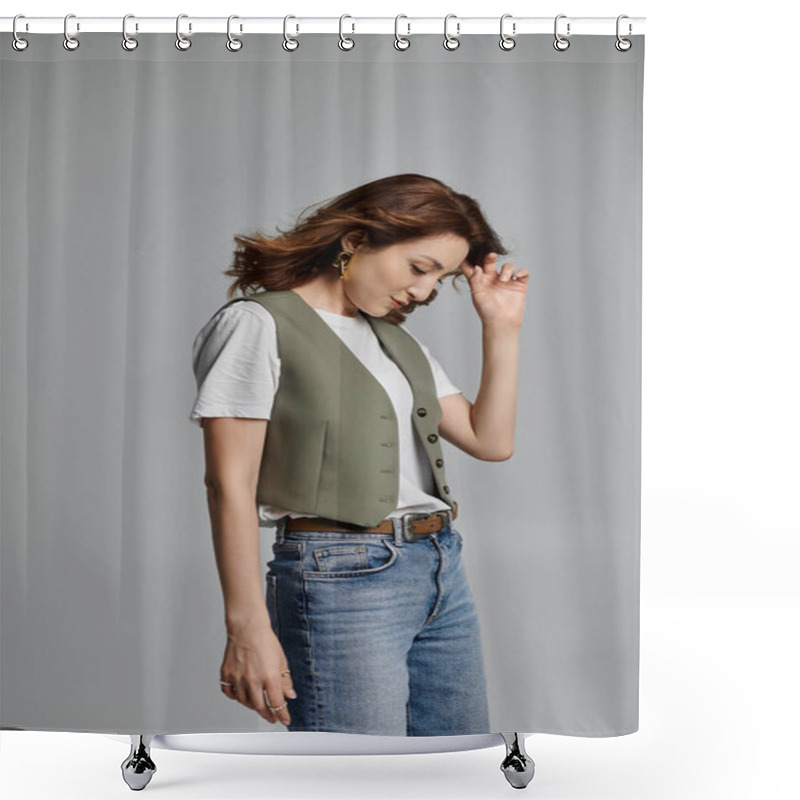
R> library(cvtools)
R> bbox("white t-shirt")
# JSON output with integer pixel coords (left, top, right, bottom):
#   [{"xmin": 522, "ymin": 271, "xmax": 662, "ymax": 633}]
[{"xmin": 189, "ymin": 300, "xmax": 462, "ymax": 524}]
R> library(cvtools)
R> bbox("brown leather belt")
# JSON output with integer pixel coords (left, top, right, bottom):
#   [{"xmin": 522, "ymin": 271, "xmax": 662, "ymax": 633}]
[{"xmin": 284, "ymin": 504, "xmax": 458, "ymax": 539}]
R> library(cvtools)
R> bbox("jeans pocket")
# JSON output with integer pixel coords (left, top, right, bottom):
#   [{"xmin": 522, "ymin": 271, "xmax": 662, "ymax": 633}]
[{"xmin": 303, "ymin": 539, "xmax": 399, "ymax": 580}]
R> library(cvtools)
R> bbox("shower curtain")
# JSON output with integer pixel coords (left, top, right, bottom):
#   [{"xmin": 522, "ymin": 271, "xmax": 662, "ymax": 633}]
[{"xmin": 0, "ymin": 26, "xmax": 644, "ymax": 738}]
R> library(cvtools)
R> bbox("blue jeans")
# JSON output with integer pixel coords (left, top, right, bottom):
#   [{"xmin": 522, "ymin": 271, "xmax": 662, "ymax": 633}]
[{"xmin": 265, "ymin": 516, "xmax": 490, "ymax": 736}]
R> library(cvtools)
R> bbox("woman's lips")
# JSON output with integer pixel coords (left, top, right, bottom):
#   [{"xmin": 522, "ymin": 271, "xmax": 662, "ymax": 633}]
[{"xmin": 391, "ymin": 297, "xmax": 404, "ymax": 308}]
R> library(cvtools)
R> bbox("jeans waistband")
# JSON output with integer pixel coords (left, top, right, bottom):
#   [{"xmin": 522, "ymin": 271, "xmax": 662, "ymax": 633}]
[{"xmin": 274, "ymin": 510, "xmax": 453, "ymax": 547}]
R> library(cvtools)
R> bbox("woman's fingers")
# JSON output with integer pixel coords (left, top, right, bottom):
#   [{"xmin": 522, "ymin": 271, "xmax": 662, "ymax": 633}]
[
  {"xmin": 261, "ymin": 675, "xmax": 292, "ymax": 725},
  {"xmin": 239, "ymin": 678, "xmax": 275, "ymax": 722},
  {"xmin": 221, "ymin": 685, "xmax": 236, "ymax": 701},
  {"xmin": 283, "ymin": 671, "xmax": 297, "ymax": 701}
]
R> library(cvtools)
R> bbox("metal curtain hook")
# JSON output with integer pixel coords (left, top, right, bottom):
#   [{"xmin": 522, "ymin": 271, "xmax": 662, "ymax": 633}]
[
  {"xmin": 339, "ymin": 14, "xmax": 355, "ymax": 50},
  {"xmin": 283, "ymin": 15, "xmax": 299, "ymax": 51},
  {"xmin": 227, "ymin": 15, "xmax": 243, "ymax": 51},
  {"xmin": 12, "ymin": 14, "xmax": 29, "ymax": 52},
  {"xmin": 499, "ymin": 14, "xmax": 516, "ymax": 51},
  {"xmin": 443, "ymin": 14, "xmax": 460, "ymax": 51},
  {"xmin": 63, "ymin": 13, "xmax": 80, "ymax": 51},
  {"xmin": 122, "ymin": 14, "xmax": 138, "ymax": 51},
  {"xmin": 175, "ymin": 14, "xmax": 191, "ymax": 50},
  {"xmin": 615, "ymin": 14, "xmax": 632, "ymax": 51},
  {"xmin": 553, "ymin": 14, "xmax": 570, "ymax": 51},
  {"xmin": 394, "ymin": 15, "xmax": 410, "ymax": 50}
]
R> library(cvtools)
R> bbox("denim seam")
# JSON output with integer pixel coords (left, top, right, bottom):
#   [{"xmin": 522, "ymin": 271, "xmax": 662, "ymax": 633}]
[
  {"xmin": 301, "ymin": 572, "xmax": 324, "ymax": 730},
  {"xmin": 266, "ymin": 574, "xmax": 280, "ymax": 641},
  {"xmin": 423, "ymin": 537, "xmax": 445, "ymax": 625}
]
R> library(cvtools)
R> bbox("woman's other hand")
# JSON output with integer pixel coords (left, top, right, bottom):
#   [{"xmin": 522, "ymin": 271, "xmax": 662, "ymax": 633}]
[{"xmin": 220, "ymin": 615, "xmax": 296, "ymax": 725}]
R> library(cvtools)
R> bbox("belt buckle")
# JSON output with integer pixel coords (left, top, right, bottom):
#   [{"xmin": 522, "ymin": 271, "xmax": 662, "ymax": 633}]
[
  {"xmin": 400, "ymin": 511, "xmax": 431, "ymax": 542},
  {"xmin": 400, "ymin": 510, "xmax": 451, "ymax": 543}
]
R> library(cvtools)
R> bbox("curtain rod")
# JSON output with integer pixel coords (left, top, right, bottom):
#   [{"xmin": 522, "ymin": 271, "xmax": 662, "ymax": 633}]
[{"xmin": 1, "ymin": 16, "xmax": 646, "ymax": 36}]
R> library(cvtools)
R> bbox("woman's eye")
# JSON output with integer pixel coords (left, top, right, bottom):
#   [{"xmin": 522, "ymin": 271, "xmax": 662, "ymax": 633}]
[{"xmin": 412, "ymin": 265, "xmax": 444, "ymax": 284}]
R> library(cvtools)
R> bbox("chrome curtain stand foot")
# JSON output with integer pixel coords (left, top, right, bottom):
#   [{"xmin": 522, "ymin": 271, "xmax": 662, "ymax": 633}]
[
  {"xmin": 118, "ymin": 731, "xmax": 532, "ymax": 789},
  {"xmin": 500, "ymin": 732, "xmax": 535, "ymax": 789},
  {"xmin": 121, "ymin": 734, "xmax": 157, "ymax": 790}
]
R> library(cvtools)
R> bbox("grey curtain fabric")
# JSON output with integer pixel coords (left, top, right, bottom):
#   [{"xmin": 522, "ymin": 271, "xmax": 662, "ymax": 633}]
[{"xmin": 0, "ymin": 31, "xmax": 644, "ymax": 736}]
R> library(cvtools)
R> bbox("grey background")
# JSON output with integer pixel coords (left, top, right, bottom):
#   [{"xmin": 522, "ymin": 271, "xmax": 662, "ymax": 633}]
[{"xmin": 0, "ymin": 32, "xmax": 643, "ymax": 735}]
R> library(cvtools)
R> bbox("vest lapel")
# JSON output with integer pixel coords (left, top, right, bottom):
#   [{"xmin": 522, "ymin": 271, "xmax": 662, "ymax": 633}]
[{"xmin": 283, "ymin": 290, "xmax": 399, "ymax": 415}]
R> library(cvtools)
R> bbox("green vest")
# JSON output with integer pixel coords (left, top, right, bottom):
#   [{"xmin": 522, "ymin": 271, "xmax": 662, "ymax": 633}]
[{"xmin": 219, "ymin": 289, "xmax": 458, "ymax": 528}]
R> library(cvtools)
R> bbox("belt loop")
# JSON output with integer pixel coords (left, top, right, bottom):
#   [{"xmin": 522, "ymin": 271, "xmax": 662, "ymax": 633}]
[
  {"xmin": 275, "ymin": 516, "xmax": 286, "ymax": 543},
  {"xmin": 390, "ymin": 516, "xmax": 404, "ymax": 547}
]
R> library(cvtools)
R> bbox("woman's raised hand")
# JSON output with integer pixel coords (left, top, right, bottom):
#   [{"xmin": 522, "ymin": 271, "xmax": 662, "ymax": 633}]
[
  {"xmin": 219, "ymin": 615, "xmax": 296, "ymax": 725},
  {"xmin": 461, "ymin": 252, "xmax": 529, "ymax": 329}
]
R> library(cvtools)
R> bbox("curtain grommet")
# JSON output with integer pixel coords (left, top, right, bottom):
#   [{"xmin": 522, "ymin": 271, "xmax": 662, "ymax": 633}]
[
  {"xmin": 121, "ymin": 14, "xmax": 138, "ymax": 51},
  {"xmin": 553, "ymin": 14, "xmax": 570, "ymax": 51},
  {"xmin": 63, "ymin": 13, "xmax": 80, "ymax": 51},
  {"xmin": 226, "ymin": 15, "xmax": 243, "ymax": 52},
  {"xmin": 175, "ymin": 14, "xmax": 191, "ymax": 51},
  {"xmin": 443, "ymin": 14, "xmax": 460, "ymax": 51},
  {"xmin": 338, "ymin": 15, "xmax": 355, "ymax": 51},
  {"xmin": 283, "ymin": 15, "xmax": 299, "ymax": 51},
  {"xmin": 12, "ymin": 14, "xmax": 29, "ymax": 52},
  {"xmin": 615, "ymin": 15, "xmax": 633, "ymax": 51},
  {"xmin": 499, "ymin": 14, "xmax": 516, "ymax": 51},
  {"xmin": 394, "ymin": 15, "xmax": 410, "ymax": 50}
]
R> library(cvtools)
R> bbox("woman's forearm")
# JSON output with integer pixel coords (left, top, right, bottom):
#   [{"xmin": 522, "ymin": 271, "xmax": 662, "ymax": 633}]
[
  {"xmin": 206, "ymin": 484, "xmax": 271, "ymax": 632},
  {"xmin": 470, "ymin": 321, "xmax": 521, "ymax": 460}
]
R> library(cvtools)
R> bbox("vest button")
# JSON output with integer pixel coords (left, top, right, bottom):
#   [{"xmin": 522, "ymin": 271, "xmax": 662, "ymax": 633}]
[
  {"xmin": 435, "ymin": 458, "xmax": 443, "ymax": 468},
  {"xmin": 416, "ymin": 407, "xmax": 428, "ymax": 417},
  {"xmin": 443, "ymin": 485, "xmax": 450, "ymax": 494},
  {"xmin": 427, "ymin": 433, "xmax": 438, "ymax": 443}
]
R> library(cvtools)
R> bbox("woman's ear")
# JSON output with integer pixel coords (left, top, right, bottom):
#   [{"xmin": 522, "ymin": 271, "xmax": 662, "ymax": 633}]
[{"xmin": 341, "ymin": 231, "xmax": 368, "ymax": 253}]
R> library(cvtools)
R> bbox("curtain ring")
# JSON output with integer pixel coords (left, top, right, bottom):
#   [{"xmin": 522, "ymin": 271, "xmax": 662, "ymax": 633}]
[
  {"xmin": 553, "ymin": 14, "xmax": 570, "ymax": 51},
  {"xmin": 227, "ymin": 15, "xmax": 243, "ymax": 52},
  {"xmin": 63, "ymin": 13, "xmax": 80, "ymax": 51},
  {"xmin": 615, "ymin": 15, "xmax": 632, "ymax": 52},
  {"xmin": 394, "ymin": 15, "xmax": 410, "ymax": 50},
  {"xmin": 175, "ymin": 14, "xmax": 191, "ymax": 51},
  {"xmin": 12, "ymin": 14, "xmax": 29, "ymax": 52},
  {"xmin": 283, "ymin": 15, "xmax": 299, "ymax": 51},
  {"xmin": 499, "ymin": 14, "xmax": 516, "ymax": 51},
  {"xmin": 122, "ymin": 15, "xmax": 138, "ymax": 51},
  {"xmin": 339, "ymin": 15, "xmax": 355, "ymax": 51},
  {"xmin": 443, "ymin": 14, "xmax": 460, "ymax": 51}
]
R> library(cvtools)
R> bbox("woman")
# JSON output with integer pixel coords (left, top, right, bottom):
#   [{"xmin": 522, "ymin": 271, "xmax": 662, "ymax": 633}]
[{"xmin": 189, "ymin": 173, "xmax": 529, "ymax": 735}]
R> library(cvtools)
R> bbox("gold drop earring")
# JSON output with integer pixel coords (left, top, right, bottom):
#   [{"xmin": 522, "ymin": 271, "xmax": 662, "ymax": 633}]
[{"xmin": 333, "ymin": 250, "xmax": 353, "ymax": 279}]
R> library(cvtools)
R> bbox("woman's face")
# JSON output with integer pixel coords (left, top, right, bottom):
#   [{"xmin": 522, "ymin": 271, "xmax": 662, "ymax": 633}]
[{"xmin": 341, "ymin": 233, "xmax": 471, "ymax": 317}]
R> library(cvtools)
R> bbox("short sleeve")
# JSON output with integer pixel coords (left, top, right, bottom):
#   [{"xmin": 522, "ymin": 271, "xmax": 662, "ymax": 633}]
[
  {"xmin": 401, "ymin": 326, "xmax": 463, "ymax": 399},
  {"xmin": 188, "ymin": 301, "xmax": 281, "ymax": 427}
]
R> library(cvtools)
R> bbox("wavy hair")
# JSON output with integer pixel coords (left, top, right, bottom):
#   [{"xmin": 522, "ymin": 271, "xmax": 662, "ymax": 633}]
[{"xmin": 224, "ymin": 173, "xmax": 508, "ymax": 324}]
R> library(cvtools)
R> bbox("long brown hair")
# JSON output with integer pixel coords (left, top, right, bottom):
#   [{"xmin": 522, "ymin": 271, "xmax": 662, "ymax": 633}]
[{"xmin": 224, "ymin": 173, "xmax": 508, "ymax": 324}]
